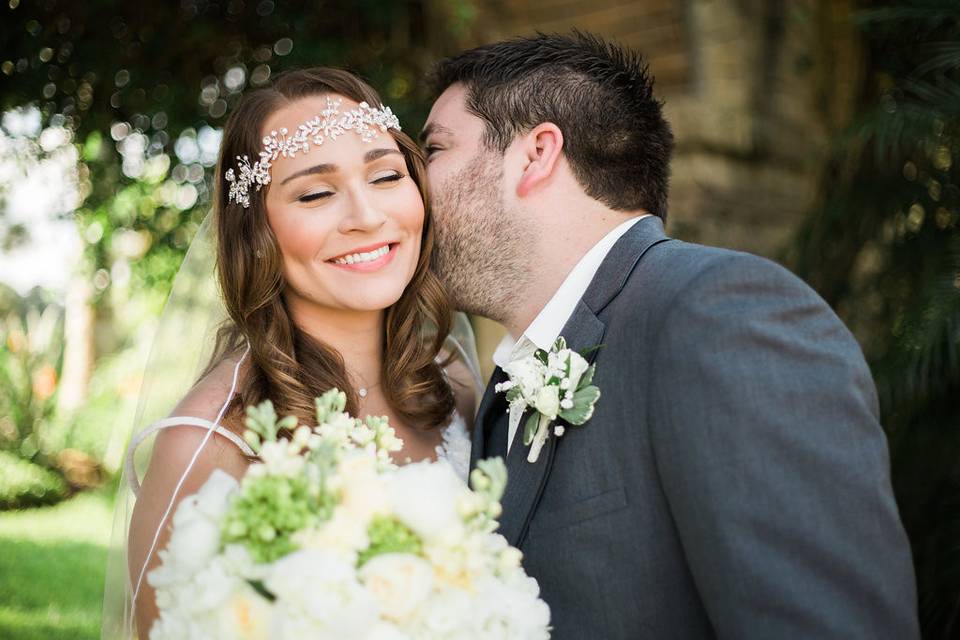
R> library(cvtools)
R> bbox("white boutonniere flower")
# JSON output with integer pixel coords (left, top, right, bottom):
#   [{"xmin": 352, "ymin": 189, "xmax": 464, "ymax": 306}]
[{"xmin": 495, "ymin": 337, "xmax": 601, "ymax": 463}]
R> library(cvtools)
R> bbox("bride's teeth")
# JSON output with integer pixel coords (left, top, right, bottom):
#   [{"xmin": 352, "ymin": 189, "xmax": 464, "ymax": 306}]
[{"xmin": 334, "ymin": 245, "xmax": 390, "ymax": 265}]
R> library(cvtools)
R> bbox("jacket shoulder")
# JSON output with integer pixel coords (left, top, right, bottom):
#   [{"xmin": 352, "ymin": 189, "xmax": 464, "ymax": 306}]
[{"xmin": 612, "ymin": 239, "xmax": 824, "ymax": 325}]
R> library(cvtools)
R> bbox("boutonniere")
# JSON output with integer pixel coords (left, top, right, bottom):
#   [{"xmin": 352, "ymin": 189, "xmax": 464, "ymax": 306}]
[{"xmin": 495, "ymin": 337, "xmax": 601, "ymax": 463}]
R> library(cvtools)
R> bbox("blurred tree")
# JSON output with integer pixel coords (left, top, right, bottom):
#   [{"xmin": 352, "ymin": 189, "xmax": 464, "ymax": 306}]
[
  {"xmin": 1, "ymin": 0, "xmax": 483, "ymax": 412},
  {"xmin": 788, "ymin": 1, "xmax": 959, "ymax": 636}
]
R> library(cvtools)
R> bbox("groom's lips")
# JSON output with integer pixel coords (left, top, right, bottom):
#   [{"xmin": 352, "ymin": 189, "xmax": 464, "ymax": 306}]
[{"xmin": 326, "ymin": 242, "xmax": 399, "ymax": 273}]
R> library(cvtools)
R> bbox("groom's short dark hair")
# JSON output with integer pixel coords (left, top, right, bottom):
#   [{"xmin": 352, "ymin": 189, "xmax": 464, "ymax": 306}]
[{"xmin": 431, "ymin": 30, "xmax": 674, "ymax": 220}]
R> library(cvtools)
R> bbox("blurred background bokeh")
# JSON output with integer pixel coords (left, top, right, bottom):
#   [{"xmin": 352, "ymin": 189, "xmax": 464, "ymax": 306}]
[{"xmin": 0, "ymin": 1, "xmax": 957, "ymax": 638}]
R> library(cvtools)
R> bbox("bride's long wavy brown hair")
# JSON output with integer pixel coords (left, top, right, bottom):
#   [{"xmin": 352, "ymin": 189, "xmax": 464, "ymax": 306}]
[{"xmin": 208, "ymin": 67, "xmax": 454, "ymax": 441}]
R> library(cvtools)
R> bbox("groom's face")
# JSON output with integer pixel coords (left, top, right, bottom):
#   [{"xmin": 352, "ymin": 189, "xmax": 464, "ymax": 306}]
[
  {"xmin": 421, "ymin": 84, "xmax": 488, "ymax": 193},
  {"xmin": 421, "ymin": 84, "xmax": 528, "ymax": 319}
]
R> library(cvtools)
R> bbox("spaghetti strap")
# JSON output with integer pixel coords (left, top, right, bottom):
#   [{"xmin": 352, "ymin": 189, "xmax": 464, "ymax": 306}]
[{"xmin": 124, "ymin": 417, "xmax": 256, "ymax": 496}]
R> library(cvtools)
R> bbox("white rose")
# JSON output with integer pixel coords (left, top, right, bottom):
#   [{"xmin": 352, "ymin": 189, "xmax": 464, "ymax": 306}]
[
  {"xmin": 497, "ymin": 546, "xmax": 524, "ymax": 573},
  {"xmin": 533, "ymin": 385, "xmax": 561, "ymax": 420},
  {"xmin": 266, "ymin": 549, "xmax": 378, "ymax": 639},
  {"xmin": 219, "ymin": 584, "xmax": 274, "ymax": 640},
  {"xmin": 190, "ymin": 558, "xmax": 243, "ymax": 612},
  {"xmin": 162, "ymin": 515, "xmax": 222, "ymax": 575},
  {"xmin": 473, "ymin": 573, "xmax": 551, "ymax": 640},
  {"xmin": 192, "ymin": 469, "xmax": 239, "ymax": 519},
  {"xmin": 292, "ymin": 506, "xmax": 369, "ymax": 564},
  {"xmin": 424, "ymin": 530, "xmax": 490, "ymax": 590},
  {"xmin": 565, "ymin": 350, "xmax": 590, "ymax": 391},
  {"xmin": 156, "ymin": 471, "xmax": 236, "ymax": 578},
  {"xmin": 416, "ymin": 587, "xmax": 472, "ymax": 636},
  {"xmin": 364, "ymin": 622, "xmax": 411, "ymax": 640},
  {"xmin": 358, "ymin": 553, "xmax": 434, "ymax": 622},
  {"xmin": 339, "ymin": 452, "xmax": 390, "ymax": 522},
  {"xmin": 388, "ymin": 461, "xmax": 466, "ymax": 541},
  {"xmin": 503, "ymin": 357, "xmax": 546, "ymax": 398}
]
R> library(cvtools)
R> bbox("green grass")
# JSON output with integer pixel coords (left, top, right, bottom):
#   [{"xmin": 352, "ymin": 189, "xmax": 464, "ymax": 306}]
[{"xmin": 0, "ymin": 489, "xmax": 114, "ymax": 640}]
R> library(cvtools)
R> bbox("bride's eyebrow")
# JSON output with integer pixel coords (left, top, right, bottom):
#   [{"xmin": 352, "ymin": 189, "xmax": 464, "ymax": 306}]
[{"xmin": 280, "ymin": 148, "xmax": 402, "ymax": 185}]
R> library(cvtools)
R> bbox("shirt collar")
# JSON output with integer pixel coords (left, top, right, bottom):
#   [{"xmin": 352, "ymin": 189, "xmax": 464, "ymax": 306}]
[{"xmin": 492, "ymin": 215, "xmax": 647, "ymax": 369}]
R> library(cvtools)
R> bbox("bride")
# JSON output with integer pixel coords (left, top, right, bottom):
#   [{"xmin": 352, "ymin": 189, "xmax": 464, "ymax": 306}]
[{"xmin": 101, "ymin": 67, "xmax": 483, "ymax": 639}]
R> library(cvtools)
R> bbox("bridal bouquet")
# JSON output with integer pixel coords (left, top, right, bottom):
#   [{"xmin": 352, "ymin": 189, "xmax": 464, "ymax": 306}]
[{"xmin": 146, "ymin": 389, "xmax": 551, "ymax": 639}]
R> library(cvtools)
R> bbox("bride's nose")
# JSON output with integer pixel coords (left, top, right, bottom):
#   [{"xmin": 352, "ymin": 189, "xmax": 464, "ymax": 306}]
[{"xmin": 338, "ymin": 186, "xmax": 387, "ymax": 233}]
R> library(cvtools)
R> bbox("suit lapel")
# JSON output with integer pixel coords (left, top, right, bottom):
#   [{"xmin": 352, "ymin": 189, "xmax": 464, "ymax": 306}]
[
  {"xmin": 497, "ymin": 301, "xmax": 605, "ymax": 547},
  {"xmin": 490, "ymin": 215, "xmax": 672, "ymax": 548}
]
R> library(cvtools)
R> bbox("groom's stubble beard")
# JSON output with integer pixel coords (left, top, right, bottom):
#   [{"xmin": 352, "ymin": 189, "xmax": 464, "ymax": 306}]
[{"xmin": 430, "ymin": 150, "xmax": 532, "ymax": 324}]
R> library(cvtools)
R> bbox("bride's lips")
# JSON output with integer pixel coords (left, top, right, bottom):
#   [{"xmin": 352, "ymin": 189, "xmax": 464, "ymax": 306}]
[{"xmin": 326, "ymin": 242, "xmax": 399, "ymax": 273}]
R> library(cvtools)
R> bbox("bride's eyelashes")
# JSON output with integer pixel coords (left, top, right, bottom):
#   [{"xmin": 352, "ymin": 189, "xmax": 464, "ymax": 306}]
[
  {"xmin": 298, "ymin": 190, "xmax": 334, "ymax": 203},
  {"xmin": 371, "ymin": 170, "xmax": 405, "ymax": 185},
  {"xmin": 296, "ymin": 171, "xmax": 406, "ymax": 203}
]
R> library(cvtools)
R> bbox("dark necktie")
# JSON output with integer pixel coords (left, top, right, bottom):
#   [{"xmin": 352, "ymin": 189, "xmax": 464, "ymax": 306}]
[{"xmin": 482, "ymin": 367, "xmax": 510, "ymax": 460}]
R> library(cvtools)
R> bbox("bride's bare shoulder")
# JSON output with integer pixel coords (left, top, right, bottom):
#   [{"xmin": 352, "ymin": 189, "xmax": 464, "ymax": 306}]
[
  {"xmin": 150, "ymin": 353, "xmax": 254, "ymax": 479},
  {"xmin": 170, "ymin": 353, "xmax": 250, "ymax": 421}
]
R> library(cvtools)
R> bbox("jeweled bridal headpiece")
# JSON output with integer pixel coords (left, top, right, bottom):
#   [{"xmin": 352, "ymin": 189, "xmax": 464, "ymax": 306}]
[{"xmin": 224, "ymin": 96, "xmax": 402, "ymax": 208}]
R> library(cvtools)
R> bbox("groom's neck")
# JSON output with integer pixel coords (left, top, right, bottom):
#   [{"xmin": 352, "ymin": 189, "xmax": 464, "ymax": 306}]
[{"xmin": 501, "ymin": 201, "xmax": 639, "ymax": 338}]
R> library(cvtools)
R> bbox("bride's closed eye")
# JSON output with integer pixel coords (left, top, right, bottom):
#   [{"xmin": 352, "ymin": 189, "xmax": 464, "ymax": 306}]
[
  {"xmin": 296, "ymin": 171, "xmax": 404, "ymax": 203},
  {"xmin": 371, "ymin": 170, "xmax": 405, "ymax": 185},
  {"xmin": 298, "ymin": 190, "xmax": 334, "ymax": 203}
]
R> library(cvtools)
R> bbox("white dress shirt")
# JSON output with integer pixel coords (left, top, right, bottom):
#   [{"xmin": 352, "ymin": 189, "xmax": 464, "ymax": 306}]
[{"xmin": 492, "ymin": 215, "xmax": 648, "ymax": 451}]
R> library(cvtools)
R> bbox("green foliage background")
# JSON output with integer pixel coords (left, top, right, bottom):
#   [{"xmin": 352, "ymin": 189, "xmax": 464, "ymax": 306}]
[{"xmin": 787, "ymin": 3, "xmax": 960, "ymax": 635}]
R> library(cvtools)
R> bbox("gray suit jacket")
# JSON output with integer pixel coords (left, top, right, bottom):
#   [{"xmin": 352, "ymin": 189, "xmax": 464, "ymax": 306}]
[{"xmin": 470, "ymin": 216, "xmax": 918, "ymax": 639}]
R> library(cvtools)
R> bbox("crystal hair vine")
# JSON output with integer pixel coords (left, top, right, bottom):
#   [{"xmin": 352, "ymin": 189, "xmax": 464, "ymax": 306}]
[{"xmin": 224, "ymin": 97, "xmax": 402, "ymax": 208}]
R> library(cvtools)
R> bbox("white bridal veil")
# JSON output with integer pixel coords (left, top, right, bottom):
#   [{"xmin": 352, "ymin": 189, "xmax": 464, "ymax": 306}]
[{"xmin": 99, "ymin": 212, "xmax": 483, "ymax": 639}]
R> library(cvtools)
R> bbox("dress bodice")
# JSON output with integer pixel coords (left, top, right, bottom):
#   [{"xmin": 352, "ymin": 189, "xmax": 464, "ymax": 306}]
[{"xmin": 434, "ymin": 410, "xmax": 472, "ymax": 482}]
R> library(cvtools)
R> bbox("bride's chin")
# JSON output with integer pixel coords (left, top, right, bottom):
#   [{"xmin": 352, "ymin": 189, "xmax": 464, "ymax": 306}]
[{"xmin": 330, "ymin": 284, "xmax": 409, "ymax": 312}]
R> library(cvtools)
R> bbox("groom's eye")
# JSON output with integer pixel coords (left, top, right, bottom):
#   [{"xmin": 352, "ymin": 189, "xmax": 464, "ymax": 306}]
[{"xmin": 424, "ymin": 145, "xmax": 441, "ymax": 158}]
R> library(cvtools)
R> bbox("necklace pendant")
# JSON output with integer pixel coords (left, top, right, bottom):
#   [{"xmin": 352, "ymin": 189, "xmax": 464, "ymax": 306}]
[{"xmin": 358, "ymin": 387, "xmax": 368, "ymax": 398}]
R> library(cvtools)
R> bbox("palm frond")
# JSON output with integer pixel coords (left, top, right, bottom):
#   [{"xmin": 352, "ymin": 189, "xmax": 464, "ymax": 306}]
[
  {"xmin": 914, "ymin": 41, "xmax": 960, "ymax": 75},
  {"xmin": 857, "ymin": 1, "xmax": 960, "ymax": 30}
]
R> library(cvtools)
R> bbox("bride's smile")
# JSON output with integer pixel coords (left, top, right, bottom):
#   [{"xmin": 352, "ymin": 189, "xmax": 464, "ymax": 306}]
[{"xmin": 326, "ymin": 241, "xmax": 399, "ymax": 271}]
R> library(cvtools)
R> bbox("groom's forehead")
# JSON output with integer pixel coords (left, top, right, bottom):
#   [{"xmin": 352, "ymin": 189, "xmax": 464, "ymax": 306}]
[{"xmin": 421, "ymin": 84, "xmax": 482, "ymax": 141}]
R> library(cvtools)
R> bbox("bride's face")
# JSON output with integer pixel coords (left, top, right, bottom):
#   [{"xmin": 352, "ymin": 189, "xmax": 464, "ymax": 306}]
[{"xmin": 262, "ymin": 94, "xmax": 424, "ymax": 314}]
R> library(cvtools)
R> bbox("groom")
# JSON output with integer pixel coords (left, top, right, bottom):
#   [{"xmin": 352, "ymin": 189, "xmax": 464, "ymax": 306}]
[{"xmin": 422, "ymin": 32, "xmax": 919, "ymax": 638}]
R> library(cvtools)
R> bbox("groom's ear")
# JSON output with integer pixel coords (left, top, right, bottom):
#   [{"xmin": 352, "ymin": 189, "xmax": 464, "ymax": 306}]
[{"xmin": 515, "ymin": 123, "xmax": 564, "ymax": 198}]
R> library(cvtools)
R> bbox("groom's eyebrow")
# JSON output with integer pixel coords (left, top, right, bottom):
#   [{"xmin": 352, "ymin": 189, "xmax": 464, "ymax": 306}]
[
  {"xmin": 419, "ymin": 122, "xmax": 452, "ymax": 143},
  {"xmin": 280, "ymin": 148, "xmax": 402, "ymax": 185}
]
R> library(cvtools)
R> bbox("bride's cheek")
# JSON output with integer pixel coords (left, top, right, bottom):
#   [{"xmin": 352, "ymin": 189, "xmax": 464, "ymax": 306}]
[
  {"xmin": 398, "ymin": 197, "xmax": 426, "ymax": 250},
  {"xmin": 278, "ymin": 215, "xmax": 335, "ymax": 265}
]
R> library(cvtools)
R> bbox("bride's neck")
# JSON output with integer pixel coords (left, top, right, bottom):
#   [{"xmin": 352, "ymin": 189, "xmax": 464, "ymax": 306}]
[{"xmin": 286, "ymin": 297, "xmax": 384, "ymax": 383}]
